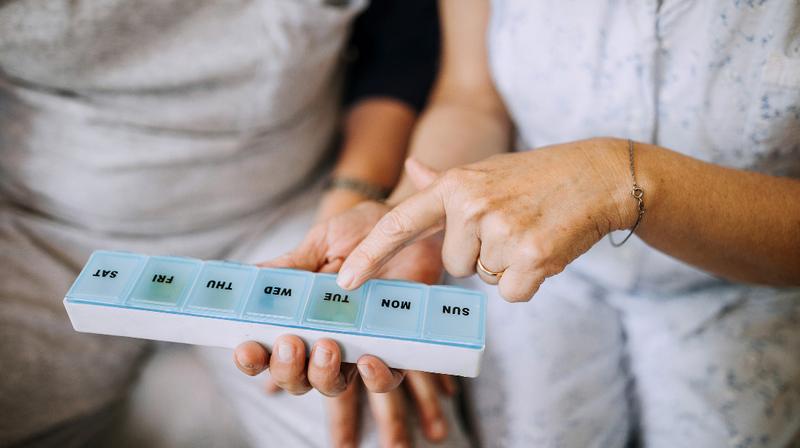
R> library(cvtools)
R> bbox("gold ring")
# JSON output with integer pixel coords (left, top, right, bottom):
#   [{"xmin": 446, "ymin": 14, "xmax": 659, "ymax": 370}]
[{"xmin": 477, "ymin": 258, "xmax": 504, "ymax": 278}]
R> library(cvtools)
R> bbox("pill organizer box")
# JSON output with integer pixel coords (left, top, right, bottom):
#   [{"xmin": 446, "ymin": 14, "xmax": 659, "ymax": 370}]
[{"xmin": 63, "ymin": 251, "xmax": 486, "ymax": 377}]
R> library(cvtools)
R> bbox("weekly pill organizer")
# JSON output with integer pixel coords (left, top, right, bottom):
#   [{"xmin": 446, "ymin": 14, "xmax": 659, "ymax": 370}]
[{"xmin": 63, "ymin": 251, "xmax": 486, "ymax": 377}]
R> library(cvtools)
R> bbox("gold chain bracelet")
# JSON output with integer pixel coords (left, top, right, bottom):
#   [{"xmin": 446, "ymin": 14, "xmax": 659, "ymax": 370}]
[
  {"xmin": 324, "ymin": 176, "xmax": 392, "ymax": 202},
  {"xmin": 608, "ymin": 139, "xmax": 645, "ymax": 247}
]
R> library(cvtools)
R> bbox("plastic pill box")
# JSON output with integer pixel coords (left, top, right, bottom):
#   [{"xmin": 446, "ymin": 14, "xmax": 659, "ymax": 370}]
[{"xmin": 63, "ymin": 251, "xmax": 486, "ymax": 376}]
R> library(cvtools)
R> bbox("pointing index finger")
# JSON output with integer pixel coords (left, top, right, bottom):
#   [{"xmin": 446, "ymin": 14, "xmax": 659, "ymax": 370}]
[{"xmin": 337, "ymin": 184, "xmax": 445, "ymax": 289}]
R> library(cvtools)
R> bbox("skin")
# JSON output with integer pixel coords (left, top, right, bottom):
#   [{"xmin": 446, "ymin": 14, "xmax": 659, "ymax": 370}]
[
  {"xmin": 338, "ymin": 141, "xmax": 800, "ymax": 297},
  {"xmin": 294, "ymin": 0, "xmax": 800, "ymax": 395},
  {"xmin": 244, "ymin": 0, "xmax": 800, "ymax": 443},
  {"xmin": 334, "ymin": 0, "xmax": 800, "ymax": 292},
  {"xmin": 232, "ymin": 99, "xmax": 455, "ymax": 447}
]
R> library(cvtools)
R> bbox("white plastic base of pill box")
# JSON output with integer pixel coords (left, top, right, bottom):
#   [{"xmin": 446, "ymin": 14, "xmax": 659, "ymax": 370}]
[{"xmin": 64, "ymin": 300, "xmax": 484, "ymax": 377}]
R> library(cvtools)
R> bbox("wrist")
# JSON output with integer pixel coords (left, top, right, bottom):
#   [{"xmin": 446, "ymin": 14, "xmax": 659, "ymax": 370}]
[
  {"xmin": 315, "ymin": 189, "xmax": 373, "ymax": 222},
  {"xmin": 317, "ymin": 174, "xmax": 395, "ymax": 222},
  {"xmin": 591, "ymin": 137, "xmax": 654, "ymax": 232},
  {"xmin": 325, "ymin": 176, "xmax": 391, "ymax": 202}
]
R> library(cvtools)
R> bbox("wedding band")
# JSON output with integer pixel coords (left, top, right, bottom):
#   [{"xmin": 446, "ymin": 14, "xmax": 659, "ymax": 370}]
[{"xmin": 477, "ymin": 258, "xmax": 504, "ymax": 278}]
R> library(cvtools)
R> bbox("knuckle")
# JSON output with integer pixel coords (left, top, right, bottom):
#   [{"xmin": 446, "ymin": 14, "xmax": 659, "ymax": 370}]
[
  {"xmin": 349, "ymin": 245, "xmax": 380, "ymax": 271},
  {"xmin": 483, "ymin": 211, "xmax": 515, "ymax": 239},
  {"xmin": 516, "ymin": 237, "xmax": 552, "ymax": 268},
  {"xmin": 442, "ymin": 252, "xmax": 474, "ymax": 278},
  {"xmin": 516, "ymin": 244, "xmax": 543, "ymax": 265},
  {"xmin": 497, "ymin": 214, "xmax": 516, "ymax": 236},
  {"xmin": 461, "ymin": 195, "xmax": 491, "ymax": 222},
  {"xmin": 377, "ymin": 210, "xmax": 415, "ymax": 241},
  {"xmin": 440, "ymin": 167, "xmax": 467, "ymax": 189},
  {"xmin": 500, "ymin": 282, "xmax": 534, "ymax": 303}
]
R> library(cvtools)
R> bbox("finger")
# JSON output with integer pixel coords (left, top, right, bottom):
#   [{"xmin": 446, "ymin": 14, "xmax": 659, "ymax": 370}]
[
  {"xmin": 308, "ymin": 339, "xmax": 357, "ymax": 397},
  {"xmin": 406, "ymin": 372, "xmax": 448, "ymax": 442},
  {"xmin": 233, "ymin": 341, "xmax": 269, "ymax": 376},
  {"xmin": 437, "ymin": 374, "xmax": 458, "ymax": 397},
  {"xmin": 259, "ymin": 228, "xmax": 327, "ymax": 271},
  {"xmin": 338, "ymin": 187, "xmax": 446, "ymax": 290},
  {"xmin": 366, "ymin": 388, "xmax": 411, "ymax": 448},
  {"xmin": 356, "ymin": 355, "xmax": 406, "ymax": 393},
  {"xmin": 476, "ymin": 262, "xmax": 502, "ymax": 285},
  {"xmin": 263, "ymin": 374, "xmax": 281, "ymax": 394},
  {"xmin": 476, "ymin": 244, "xmax": 506, "ymax": 286},
  {"xmin": 319, "ymin": 257, "xmax": 344, "ymax": 274},
  {"xmin": 404, "ymin": 158, "xmax": 440, "ymax": 190},
  {"xmin": 497, "ymin": 266, "xmax": 545, "ymax": 303},
  {"xmin": 440, "ymin": 214, "xmax": 480, "ymax": 277},
  {"xmin": 376, "ymin": 234, "xmax": 444, "ymax": 285},
  {"xmin": 475, "ymin": 213, "xmax": 514, "ymax": 285},
  {"xmin": 268, "ymin": 335, "xmax": 312, "ymax": 395},
  {"xmin": 260, "ymin": 250, "xmax": 320, "ymax": 271},
  {"xmin": 326, "ymin": 379, "xmax": 361, "ymax": 448}
]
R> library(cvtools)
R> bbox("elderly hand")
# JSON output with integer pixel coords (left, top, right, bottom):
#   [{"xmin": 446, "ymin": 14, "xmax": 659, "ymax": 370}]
[
  {"xmin": 337, "ymin": 137, "xmax": 639, "ymax": 301},
  {"xmin": 232, "ymin": 199, "xmax": 455, "ymax": 447}
]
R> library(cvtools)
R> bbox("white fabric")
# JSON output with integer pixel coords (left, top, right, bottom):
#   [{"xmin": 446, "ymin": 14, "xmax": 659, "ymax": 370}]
[
  {"xmin": 0, "ymin": 1, "xmax": 472, "ymax": 446},
  {"xmin": 0, "ymin": 0, "xmax": 376, "ymax": 445},
  {"xmin": 469, "ymin": 1, "xmax": 800, "ymax": 446}
]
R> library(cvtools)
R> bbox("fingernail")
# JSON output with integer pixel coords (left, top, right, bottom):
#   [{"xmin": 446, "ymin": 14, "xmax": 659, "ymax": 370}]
[
  {"xmin": 357, "ymin": 362, "xmax": 374, "ymax": 379},
  {"xmin": 313, "ymin": 346, "xmax": 332, "ymax": 368},
  {"xmin": 336, "ymin": 269, "xmax": 354, "ymax": 289},
  {"xmin": 277, "ymin": 342, "xmax": 294, "ymax": 363},
  {"xmin": 430, "ymin": 419, "xmax": 446, "ymax": 439},
  {"xmin": 235, "ymin": 352, "xmax": 255, "ymax": 371}
]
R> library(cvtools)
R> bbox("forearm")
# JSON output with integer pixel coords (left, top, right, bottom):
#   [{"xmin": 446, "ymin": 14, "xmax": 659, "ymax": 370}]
[
  {"xmin": 318, "ymin": 99, "xmax": 416, "ymax": 220},
  {"xmin": 632, "ymin": 140, "xmax": 800, "ymax": 285},
  {"xmin": 386, "ymin": 0, "xmax": 511, "ymax": 206},
  {"xmin": 387, "ymin": 96, "xmax": 511, "ymax": 205}
]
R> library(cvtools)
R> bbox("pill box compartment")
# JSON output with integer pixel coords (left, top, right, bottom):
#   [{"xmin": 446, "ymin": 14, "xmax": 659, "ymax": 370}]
[
  {"xmin": 127, "ymin": 256, "xmax": 202, "ymax": 310},
  {"xmin": 183, "ymin": 261, "xmax": 258, "ymax": 317},
  {"xmin": 302, "ymin": 274, "xmax": 365, "ymax": 329},
  {"xmin": 361, "ymin": 280, "xmax": 427, "ymax": 338},
  {"xmin": 67, "ymin": 251, "xmax": 146, "ymax": 304},
  {"xmin": 243, "ymin": 268, "xmax": 312, "ymax": 323}
]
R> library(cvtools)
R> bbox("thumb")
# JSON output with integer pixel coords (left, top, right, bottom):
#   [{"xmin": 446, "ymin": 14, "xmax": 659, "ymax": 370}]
[
  {"xmin": 258, "ymin": 227, "xmax": 327, "ymax": 271},
  {"xmin": 405, "ymin": 158, "xmax": 440, "ymax": 190}
]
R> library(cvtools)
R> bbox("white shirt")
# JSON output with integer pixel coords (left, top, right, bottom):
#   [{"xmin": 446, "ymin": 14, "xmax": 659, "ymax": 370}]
[{"xmin": 487, "ymin": 0, "xmax": 800, "ymax": 294}]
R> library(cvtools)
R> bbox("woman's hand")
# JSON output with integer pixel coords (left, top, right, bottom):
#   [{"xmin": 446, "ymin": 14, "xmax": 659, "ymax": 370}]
[
  {"xmin": 233, "ymin": 197, "xmax": 455, "ymax": 446},
  {"xmin": 233, "ymin": 201, "xmax": 443, "ymax": 394},
  {"xmin": 337, "ymin": 137, "xmax": 639, "ymax": 301}
]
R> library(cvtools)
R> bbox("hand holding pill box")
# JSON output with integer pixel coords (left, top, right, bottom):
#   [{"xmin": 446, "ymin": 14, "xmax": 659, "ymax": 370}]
[{"xmin": 63, "ymin": 251, "xmax": 486, "ymax": 376}]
